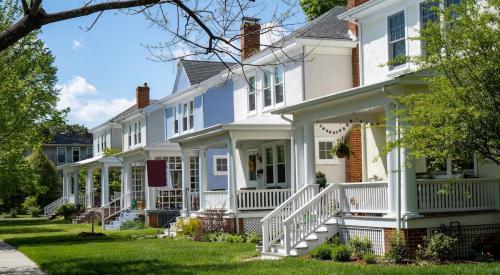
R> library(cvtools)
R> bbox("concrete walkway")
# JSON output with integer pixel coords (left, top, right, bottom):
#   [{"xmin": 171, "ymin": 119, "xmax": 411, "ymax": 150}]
[{"xmin": 0, "ymin": 241, "xmax": 45, "ymax": 275}]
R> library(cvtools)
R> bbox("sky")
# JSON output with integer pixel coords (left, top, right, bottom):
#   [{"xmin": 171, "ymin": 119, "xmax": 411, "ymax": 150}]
[{"xmin": 39, "ymin": 1, "xmax": 306, "ymax": 129}]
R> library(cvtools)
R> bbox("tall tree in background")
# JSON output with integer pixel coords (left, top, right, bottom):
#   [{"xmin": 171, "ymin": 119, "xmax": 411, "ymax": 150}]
[
  {"xmin": 300, "ymin": 0, "xmax": 347, "ymax": 21},
  {"xmin": 390, "ymin": 0, "xmax": 499, "ymax": 165},
  {"xmin": 0, "ymin": 1, "xmax": 64, "ymax": 210},
  {"xmin": 28, "ymin": 149, "xmax": 60, "ymax": 207}
]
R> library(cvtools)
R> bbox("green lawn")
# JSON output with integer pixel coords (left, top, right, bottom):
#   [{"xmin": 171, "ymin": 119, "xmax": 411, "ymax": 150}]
[{"xmin": 1, "ymin": 218, "xmax": 499, "ymax": 275}]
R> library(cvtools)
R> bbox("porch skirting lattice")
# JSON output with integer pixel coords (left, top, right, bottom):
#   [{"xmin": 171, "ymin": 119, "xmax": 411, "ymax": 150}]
[
  {"xmin": 242, "ymin": 218, "xmax": 262, "ymax": 235},
  {"xmin": 339, "ymin": 226, "xmax": 385, "ymax": 255}
]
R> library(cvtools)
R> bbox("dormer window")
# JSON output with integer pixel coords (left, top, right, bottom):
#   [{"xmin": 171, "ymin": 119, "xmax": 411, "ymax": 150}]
[{"xmin": 388, "ymin": 11, "xmax": 406, "ymax": 69}]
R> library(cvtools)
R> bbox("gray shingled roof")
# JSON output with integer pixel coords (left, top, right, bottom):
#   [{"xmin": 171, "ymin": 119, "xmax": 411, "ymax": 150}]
[
  {"xmin": 180, "ymin": 60, "xmax": 236, "ymax": 85},
  {"xmin": 49, "ymin": 134, "xmax": 92, "ymax": 145},
  {"xmin": 108, "ymin": 100, "xmax": 159, "ymax": 123}
]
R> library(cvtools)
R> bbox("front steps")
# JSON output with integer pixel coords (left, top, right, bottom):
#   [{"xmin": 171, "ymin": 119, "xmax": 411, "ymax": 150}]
[
  {"xmin": 261, "ymin": 218, "xmax": 339, "ymax": 258},
  {"xmin": 104, "ymin": 210, "xmax": 140, "ymax": 231},
  {"xmin": 72, "ymin": 208, "xmax": 99, "ymax": 224}
]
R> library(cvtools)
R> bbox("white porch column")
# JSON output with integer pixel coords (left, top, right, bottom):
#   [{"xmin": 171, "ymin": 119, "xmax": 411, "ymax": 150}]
[
  {"xmin": 198, "ymin": 147, "xmax": 208, "ymax": 211},
  {"xmin": 122, "ymin": 162, "xmax": 131, "ymax": 208},
  {"xmin": 303, "ymin": 122, "xmax": 316, "ymax": 186},
  {"xmin": 290, "ymin": 122, "xmax": 296, "ymax": 193},
  {"xmin": 145, "ymin": 160, "xmax": 157, "ymax": 211},
  {"xmin": 227, "ymin": 139, "xmax": 237, "ymax": 212},
  {"xmin": 86, "ymin": 169, "xmax": 94, "ymax": 208},
  {"xmin": 400, "ymin": 147, "xmax": 419, "ymax": 218},
  {"xmin": 385, "ymin": 104, "xmax": 399, "ymax": 217},
  {"xmin": 73, "ymin": 167, "xmax": 79, "ymax": 205},
  {"xmin": 101, "ymin": 164, "xmax": 110, "ymax": 206},
  {"xmin": 181, "ymin": 149, "xmax": 190, "ymax": 217},
  {"xmin": 295, "ymin": 124, "xmax": 305, "ymax": 190},
  {"xmin": 62, "ymin": 170, "xmax": 68, "ymax": 198}
]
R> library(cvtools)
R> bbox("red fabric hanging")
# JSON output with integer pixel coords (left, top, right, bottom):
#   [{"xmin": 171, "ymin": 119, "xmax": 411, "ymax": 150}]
[{"xmin": 147, "ymin": 160, "xmax": 167, "ymax": 187}]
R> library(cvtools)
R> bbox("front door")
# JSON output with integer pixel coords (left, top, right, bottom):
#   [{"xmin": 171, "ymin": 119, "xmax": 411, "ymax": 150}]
[{"xmin": 247, "ymin": 150, "xmax": 258, "ymax": 187}]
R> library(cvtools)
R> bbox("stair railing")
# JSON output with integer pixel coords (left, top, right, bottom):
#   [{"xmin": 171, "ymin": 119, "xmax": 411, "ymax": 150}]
[
  {"xmin": 100, "ymin": 192, "xmax": 131, "ymax": 229},
  {"xmin": 43, "ymin": 195, "xmax": 69, "ymax": 216},
  {"xmin": 283, "ymin": 183, "xmax": 342, "ymax": 256},
  {"xmin": 261, "ymin": 184, "xmax": 319, "ymax": 253}
]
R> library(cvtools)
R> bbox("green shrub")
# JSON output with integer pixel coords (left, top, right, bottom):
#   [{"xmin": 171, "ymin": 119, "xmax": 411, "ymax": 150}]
[
  {"xmin": 245, "ymin": 232, "xmax": 262, "ymax": 244},
  {"xmin": 9, "ymin": 209, "xmax": 18, "ymax": 218},
  {"xmin": 349, "ymin": 236, "xmax": 373, "ymax": 258},
  {"xmin": 331, "ymin": 245, "xmax": 351, "ymax": 262},
  {"xmin": 327, "ymin": 235, "xmax": 341, "ymax": 246},
  {"xmin": 310, "ymin": 243, "xmax": 332, "ymax": 260},
  {"xmin": 385, "ymin": 231, "xmax": 410, "ymax": 263},
  {"xmin": 26, "ymin": 206, "xmax": 42, "ymax": 217},
  {"xmin": 56, "ymin": 203, "xmax": 77, "ymax": 220},
  {"xmin": 363, "ymin": 252, "xmax": 377, "ymax": 264},
  {"xmin": 22, "ymin": 196, "xmax": 39, "ymax": 209},
  {"xmin": 120, "ymin": 219, "xmax": 147, "ymax": 230},
  {"xmin": 177, "ymin": 218, "xmax": 203, "ymax": 239},
  {"xmin": 225, "ymin": 234, "xmax": 244, "ymax": 243},
  {"xmin": 424, "ymin": 233, "xmax": 457, "ymax": 262}
]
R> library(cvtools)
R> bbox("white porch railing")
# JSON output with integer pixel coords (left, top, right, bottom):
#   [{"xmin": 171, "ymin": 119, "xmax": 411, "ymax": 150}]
[
  {"xmin": 100, "ymin": 192, "xmax": 132, "ymax": 228},
  {"xmin": 261, "ymin": 184, "xmax": 319, "ymax": 253},
  {"xmin": 340, "ymin": 182, "xmax": 388, "ymax": 213},
  {"xmin": 237, "ymin": 189, "xmax": 291, "ymax": 211},
  {"xmin": 43, "ymin": 196, "xmax": 69, "ymax": 216},
  {"xmin": 204, "ymin": 191, "xmax": 228, "ymax": 209},
  {"xmin": 283, "ymin": 183, "xmax": 342, "ymax": 255},
  {"xmin": 417, "ymin": 178, "xmax": 500, "ymax": 213}
]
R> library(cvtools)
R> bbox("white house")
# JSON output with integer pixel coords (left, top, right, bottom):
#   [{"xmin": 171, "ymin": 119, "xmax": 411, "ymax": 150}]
[{"xmin": 261, "ymin": 0, "xmax": 500, "ymax": 258}]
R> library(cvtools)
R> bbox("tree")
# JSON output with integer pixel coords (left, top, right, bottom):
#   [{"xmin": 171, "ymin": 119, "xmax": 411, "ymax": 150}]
[
  {"xmin": 300, "ymin": 0, "xmax": 347, "ymax": 21},
  {"xmin": 390, "ymin": 0, "xmax": 500, "ymax": 165},
  {"xmin": 27, "ymin": 149, "xmax": 60, "ymax": 207},
  {"xmin": 0, "ymin": 1, "xmax": 64, "ymax": 210},
  {"xmin": 48, "ymin": 123, "xmax": 89, "ymax": 137}
]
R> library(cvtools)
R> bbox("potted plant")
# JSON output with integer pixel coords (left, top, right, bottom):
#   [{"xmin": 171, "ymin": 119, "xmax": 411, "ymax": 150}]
[
  {"xmin": 316, "ymin": 171, "xmax": 327, "ymax": 189},
  {"xmin": 331, "ymin": 137, "xmax": 350, "ymax": 158}
]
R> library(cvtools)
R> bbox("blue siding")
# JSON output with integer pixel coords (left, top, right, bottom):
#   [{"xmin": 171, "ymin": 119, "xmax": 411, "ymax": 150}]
[
  {"xmin": 165, "ymin": 107, "xmax": 174, "ymax": 139},
  {"xmin": 207, "ymin": 149, "xmax": 228, "ymax": 190},
  {"xmin": 173, "ymin": 68, "xmax": 191, "ymax": 93},
  {"xmin": 203, "ymin": 81, "xmax": 234, "ymax": 128},
  {"xmin": 194, "ymin": 95, "xmax": 203, "ymax": 131}
]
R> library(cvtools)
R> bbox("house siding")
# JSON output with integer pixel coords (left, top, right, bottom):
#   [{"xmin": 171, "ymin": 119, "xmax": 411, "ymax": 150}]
[
  {"xmin": 207, "ymin": 149, "xmax": 228, "ymax": 190},
  {"xmin": 203, "ymin": 81, "xmax": 234, "ymax": 127}
]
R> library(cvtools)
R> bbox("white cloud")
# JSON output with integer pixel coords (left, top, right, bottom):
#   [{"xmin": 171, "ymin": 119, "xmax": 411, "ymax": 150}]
[
  {"xmin": 56, "ymin": 76, "xmax": 135, "ymax": 127},
  {"xmin": 72, "ymin": 39, "xmax": 83, "ymax": 50}
]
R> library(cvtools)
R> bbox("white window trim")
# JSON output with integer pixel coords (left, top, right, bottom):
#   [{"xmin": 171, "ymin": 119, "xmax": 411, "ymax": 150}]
[
  {"xmin": 315, "ymin": 138, "xmax": 339, "ymax": 165},
  {"xmin": 72, "ymin": 147, "xmax": 80, "ymax": 163},
  {"xmin": 247, "ymin": 75, "xmax": 257, "ymax": 115},
  {"xmin": 57, "ymin": 147, "xmax": 66, "ymax": 165},
  {"xmin": 173, "ymin": 106, "xmax": 179, "ymax": 135},
  {"xmin": 261, "ymin": 65, "xmax": 286, "ymax": 113},
  {"xmin": 189, "ymin": 100, "xmax": 194, "ymax": 130},
  {"xmin": 387, "ymin": 10, "xmax": 407, "ymax": 71},
  {"xmin": 213, "ymin": 155, "xmax": 228, "ymax": 176},
  {"xmin": 262, "ymin": 141, "xmax": 287, "ymax": 186}
]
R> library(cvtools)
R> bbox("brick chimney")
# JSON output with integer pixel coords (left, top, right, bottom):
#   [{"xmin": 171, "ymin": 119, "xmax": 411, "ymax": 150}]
[
  {"xmin": 240, "ymin": 17, "xmax": 261, "ymax": 60},
  {"xmin": 136, "ymin": 83, "xmax": 150, "ymax": 109},
  {"xmin": 348, "ymin": 0, "xmax": 369, "ymax": 87}
]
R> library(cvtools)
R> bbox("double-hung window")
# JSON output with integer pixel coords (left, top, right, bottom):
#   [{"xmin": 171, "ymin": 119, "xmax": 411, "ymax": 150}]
[
  {"xmin": 57, "ymin": 147, "xmax": 66, "ymax": 164},
  {"xmin": 189, "ymin": 101, "xmax": 194, "ymax": 130},
  {"xmin": 274, "ymin": 65, "xmax": 284, "ymax": 104},
  {"xmin": 317, "ymin": 141, "xmax": 336, "ymax": 164},
  {"xmin": 213, "ymin": 155, "xmax": 228, "ymax": 176},
  {"xmin": 103, "ymin": 132, "xmax": 107, "ymax": 149},
  {"xmin": 134, "ymin": 123, "xmax": 138, "ymax": 145},
  {"xmin": 128, "ymin": 125, "xmax": 132, "ymax": 147},
  {"xmin": 263, "ymin": 71, "xmax": 273, "ymax": 107},
  {"xmin": 72, "ymin": 147, "xmax": 80, "ymax": 163},
  {"xmin": 420, "ymin": 1, "xmax": 439, "ymax": 56},
  {"xmin": 138, "ymin": 121, "xmax": 142, "ymax": 144},
  {"xmin": 388, "ymin": 11, "xmax": 406, "ymax": 68},
  {"xmin": 264, "ymin": 143, "xmax": 286, "ymax": 185},
  {"xmin": 101, "ymin": 133, "xmax": 105, "ymax": 151},
  {"xmin": 173, "ymin": 106, "xmax": 179, "ymax": 134},
  {"xmin": 248, "ymin": 76, "xmax": 256, "ymax": 112},
  {"xmin": 87, "ymin": 147, "xmax": 92, "ymax": 158},
  {"xmin": 182, "ymin": 103, "xmax": 188, "ymax": 132}
]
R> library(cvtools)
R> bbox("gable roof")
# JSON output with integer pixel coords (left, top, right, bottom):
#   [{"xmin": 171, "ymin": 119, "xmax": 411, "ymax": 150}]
[
  {"xmin": 49, "ymin": 134, "xmax": 93, "ymax": 145},
  {"xmin": 108, "ymin": 99, "xmax": 159, "ymax": 123},
  {"xmin": 180, "ymin": 60, "xmax": 236, "ymax": 86},
  {"xmin": 291, "ymin": 6, "xmax": 350, "ymax": 41}
]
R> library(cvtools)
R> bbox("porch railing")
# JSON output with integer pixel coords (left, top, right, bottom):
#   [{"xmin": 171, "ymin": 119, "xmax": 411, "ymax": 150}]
[
  {"xmin": 43, "ymin": 196, "xmax": 69, "ymax": 216},
  {"xmin": 417, "ymin": 178, "xmax": 500, "ymax": 213},
  {"xmin": 190, "ymin": 191, "xmax": 200, "ymax": 211},
  {"xmin": 340, "ymin": 182, "xmax": 388, "ymax": 214},
  {"xmin": 100, "ymin": 192, "xmax": 134, "ymax": 228},
  {"xmin": 204, "ymin": 191, "xmax": 228, "ymax": 209},
  {"xmin": 261, "ymin": 184, "xmax": 319, "ymax": 253},
  {"xmin": 237, "ymin": 189, "xmax": 291, "ymax": 211}
]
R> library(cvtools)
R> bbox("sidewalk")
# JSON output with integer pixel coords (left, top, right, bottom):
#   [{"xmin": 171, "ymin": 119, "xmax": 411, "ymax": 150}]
[{"xmin": 0, "ymin": 241, "xmax": 45, "ymax": 275}]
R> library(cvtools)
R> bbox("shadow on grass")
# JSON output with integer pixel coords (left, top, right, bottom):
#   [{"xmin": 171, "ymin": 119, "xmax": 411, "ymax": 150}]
[
  {"xmin": 0, "ymin": 227, "xmax": 64, "ymax": 235},
  {"xmin": 0, "ymin": 218, "xmax": 70, "ymax": 226},
  {"xmin": 4, "ymin": 233, "xmax": 117, "ymax": 248}
]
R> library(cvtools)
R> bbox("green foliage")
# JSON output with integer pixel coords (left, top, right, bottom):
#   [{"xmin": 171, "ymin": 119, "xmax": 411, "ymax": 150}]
[
  {"xmin": 389, "ymin": 0, "xmax": 500, "ymax": 165},
  {"xmin": 177, "ymin": 218, "xmax": 203, "ymax": 239},
  {"xmin": 349, "ymin": 236, "xmax": 374, "ymax": 258},
  {"xmin": 0, "ymin": 0, "xmax": 65, "ymax": 212},
  {"xmin": 385, "ymin": 231, "xmax": 410, "ymax": 263},
  {"xmin": 57, "ymin": 204, "xmax": 77, "ymax": 220},
  {"xmin": 315, "ymin": 171, "xmax": 327, "ymax": 188},
  {"xmin": 423, "ymin": 233, "xmax": 458, "ymax": 262},
  {"xmin": 8, "ymin": 208, "xmax": 18, "ymax": 218},
  {"xmin": 47, "ymin": 123, "xmax": 89, "ymax": 137},
  {"xmin": 202, "ymin": 232, "xmax": 261, "ymax": 244},
  {"xmin": 120, "ymin": 219, "xmax": 147, "ymax": 230},
  {"xmin": 104, "ymin": 148, "xmax": 122, "ymax": 157},
  {"xmin": 245, "ymin": 232, "xmax": 261, "ymax": 244},
  {"xmin": 327, "ymin": 235, "xmax": 341, "ymax": 246},
  {"xmin": 363, "ymin": 252, "xmax": 377, "ymax": 264},
  {"xmin": 26, "ymin": 206, "xmax": 42, "ymax": 217},
  {"xmin": 331, "ymin": 137, "xmax": 351, "ymax": 158},
  {"xmin": 28, "ymin": 149, "xmax": 61, "ymax": 207},
  {"xmin": 310, "ymin": 243, "xmax": 333, "ymax": 260},
  {"xmin": 331, "ymin": 245, "xmax": 351, "ymax": 262},
  {"xmin": 300, "ymin": 0, "xmax": 347, "ymax": 21}
]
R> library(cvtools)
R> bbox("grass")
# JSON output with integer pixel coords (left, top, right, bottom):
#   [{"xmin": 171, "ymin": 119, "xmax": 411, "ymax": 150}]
[{"xmin": 1, "ymin": 218, "xmax": 499, "ymax": 275}]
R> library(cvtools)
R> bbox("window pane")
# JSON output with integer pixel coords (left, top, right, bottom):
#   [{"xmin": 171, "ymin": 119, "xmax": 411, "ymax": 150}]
[
  {"xmin": 249, "ymin": 76, "xmax": 256, "ymax": 93},
  {"xmin": 264, "ymin": 71, "xmax": 272, "ymax": 88},
  {"xmin": 392, "ymin": 40, "xmax": 406, "ymax": 59},
  {"xmin": 58, "ymin": 149, "xmax": 65, "ymax": 163},
  {"xmin": 277, "ymin": 145, "xmax": 285, "ymax": 163},
  {"xmin": 249, "ymin": 93, "xmax": 256, "ymax": 111},
  {"xmin": 421, "ymin": 1, "xmax": 439, "ymax": 25},
  {"xmin": 266, "ymin": 166, "xmax": 274, "ymax": 184},
  {"xmin": 274, "ymin": 65, "xmax": 283, "ymax": 84},
  {"xmin": 275, "ymin": 83, "xmax": 283, "ymax": 104},
  {"xmin": 277, "ymin": 164, "xmax": 286, "ymax": 183},
  {"xmin": 264, "ymin": 89, "xmax": 272, "ymax": 107},
  {"xmin": 248, "ymin": 154, "xmax": 257, "ymax": 181},
  {"xmin": 265, "ymin": 148, "xmax": 273, "ymax": 164},
  {"xmin": 389, "ymin": 12, "xmax": 405, "ymax": 42}
]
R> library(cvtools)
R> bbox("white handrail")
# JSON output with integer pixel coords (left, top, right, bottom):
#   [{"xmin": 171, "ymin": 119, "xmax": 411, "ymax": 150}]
[
  {"xmin": 100, "ymin": 192, "xmax": 132, "ymax": 228},
  {"xmin": 237, "ymin": 189, "xmax": 291, "ymax": 210},
  {"xmin": 43, "ymin": 196, "xmax": 68, "ymax": 216},
  {"xmin": 282, "ymin": 183, "xmax": 341, "ymax": 255},
  {"xmin": 261, "ymin": 184, "xmax": 319, "ymax": 253}
]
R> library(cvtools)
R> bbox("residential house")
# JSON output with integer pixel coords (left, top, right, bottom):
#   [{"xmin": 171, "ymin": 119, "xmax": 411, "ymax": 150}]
[
  {"xmin": 42, "ymin": 134, "xmax": 93, "ymax": 166},
  {"xmin": 263, "ymin": 0, "xmax": 500, "ymax": 258}
]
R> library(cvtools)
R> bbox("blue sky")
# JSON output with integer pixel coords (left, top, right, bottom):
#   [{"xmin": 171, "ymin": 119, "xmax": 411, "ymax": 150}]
[{"xmin": 39, "ymin": 1, "xmax": 305, "ymax": 129}]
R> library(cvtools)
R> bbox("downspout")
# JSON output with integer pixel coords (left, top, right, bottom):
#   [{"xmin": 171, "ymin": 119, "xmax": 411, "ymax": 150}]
[{"xmin": 281, "ymin": 114, "xmax": 296, "ymax": 193}]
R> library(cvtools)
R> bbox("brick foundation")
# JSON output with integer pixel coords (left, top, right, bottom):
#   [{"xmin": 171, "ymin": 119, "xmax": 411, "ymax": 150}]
[
  {"xmin": 345, "ymin": 125, "xmax": 362, "ymax": 182},
  {"xmin": 384, "ymin": 228, "xmax": 428, "ymax": 255},
  {"xmin": 147, "ymin": 213, "xmax": 159, "ymax": 227}
]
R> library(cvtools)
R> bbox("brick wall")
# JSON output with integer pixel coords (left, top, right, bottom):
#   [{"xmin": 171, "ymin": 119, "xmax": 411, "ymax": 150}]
[
  {"xmin": 240, "ymin": 18, "xmax": 261, "ymax": 60},
  {"xmin": 147, "ymin": 212, "xmax": 159, "ymax": 227},
  {"xmin": 384, "ymin": 228, "xmax": 427, "ymax": 256},
  {"xmin": 345, "ymin": 125, "xmax": 362, "ymax": 182},
  {"xmin": 136, "ymin": 83, "xmax": 150, "ymax": 109},
  {"xmin": 347, "ymin": 0, "xmax": 369, "ymax": 87}
]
